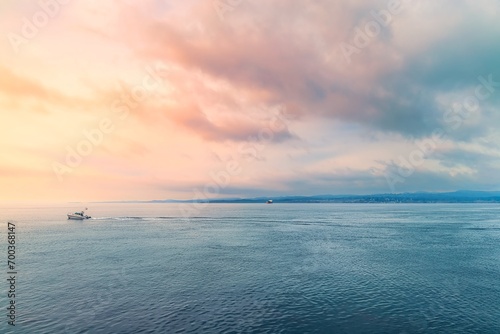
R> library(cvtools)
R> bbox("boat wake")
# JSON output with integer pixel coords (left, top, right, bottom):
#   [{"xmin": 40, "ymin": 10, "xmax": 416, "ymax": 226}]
[{"xmin": 89, "ymin": 216, "xmax": 212, "ymax": 221}]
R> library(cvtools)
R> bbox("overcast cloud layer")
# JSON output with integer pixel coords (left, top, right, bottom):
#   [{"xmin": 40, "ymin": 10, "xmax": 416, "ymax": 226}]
[{"xmin": 1, "ymin": 0, "xmax": 499, "ymax": 201}]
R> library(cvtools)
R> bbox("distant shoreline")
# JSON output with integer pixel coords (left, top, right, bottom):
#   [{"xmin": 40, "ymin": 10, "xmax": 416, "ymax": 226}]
[{"xmin": 89, "ymin": 190, "xmax": 500, "ymax": 204}]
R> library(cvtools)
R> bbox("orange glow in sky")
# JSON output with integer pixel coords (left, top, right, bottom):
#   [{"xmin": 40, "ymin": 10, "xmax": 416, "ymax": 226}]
[{"xmin": 1, "ymin": 0, "xmax": 499, "ymax": 202}]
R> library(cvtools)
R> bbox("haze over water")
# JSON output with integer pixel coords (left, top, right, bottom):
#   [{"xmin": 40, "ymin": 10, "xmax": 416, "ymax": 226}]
[{"xmin": 1, "ymin": 203, "xmax": 499, "ymax": 333}]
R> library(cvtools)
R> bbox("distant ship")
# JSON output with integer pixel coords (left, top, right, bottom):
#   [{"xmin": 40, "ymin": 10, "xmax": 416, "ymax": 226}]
[
  {"xmin": 67, "ymin": 208, "xmax": 91, "ymax": 220},
  {"xmin": 266, "ymin": 200, "xmax": 273, "ymax": 204}
]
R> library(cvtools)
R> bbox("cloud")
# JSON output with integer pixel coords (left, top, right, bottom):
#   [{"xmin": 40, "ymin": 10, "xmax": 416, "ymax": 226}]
[
  {"xmin": 104, "ymin": 0, "xmax": 499, "ymax": 142},
  {"xmin": 1, "ymin": 0, "xmax": 500, "ymax": 200},
  {"xmin": 165, "ymin": 103, "xmax": 295, "ymax": 142},
  {"xmin": 0, "ymin": 66, "xmax": 76, "ymax": 111},
  {"xmin": 0, "ymin": 65, "xmax": 123, "ymax": 115}
]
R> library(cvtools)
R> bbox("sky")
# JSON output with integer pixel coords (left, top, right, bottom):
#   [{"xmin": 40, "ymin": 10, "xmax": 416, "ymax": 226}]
[{"xmin": 1, "ymin": 0, "xmax": 500, "ymax": 202}]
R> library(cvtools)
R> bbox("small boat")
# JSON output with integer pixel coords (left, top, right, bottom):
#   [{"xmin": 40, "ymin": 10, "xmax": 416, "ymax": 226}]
[
  {"xmin": 266, "ymin": 200, "xmax": 273, "ymax": 204},
  {"xmin": 67, "ymin": 209, "xmax": 91, "ymax": 220}
]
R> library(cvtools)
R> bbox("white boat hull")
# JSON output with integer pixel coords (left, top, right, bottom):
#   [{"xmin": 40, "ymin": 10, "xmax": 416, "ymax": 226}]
[
  {"xmin": 67, "ymin": 214, "xmax": 85, "ymax": 220},
  {"xmin": 67, "ymin": 210, "xmax": 91, "ymax": 220}
]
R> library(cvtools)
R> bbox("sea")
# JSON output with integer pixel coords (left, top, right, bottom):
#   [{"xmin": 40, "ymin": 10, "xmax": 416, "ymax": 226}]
[{"xmin": 1, "ymin": 203, "xmax": 500, "ymax": 333}]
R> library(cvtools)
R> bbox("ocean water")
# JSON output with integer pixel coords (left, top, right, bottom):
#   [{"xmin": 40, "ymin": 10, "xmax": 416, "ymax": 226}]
[{"xmin": 1, "ymin": 203, "xmax": 500, "ymax": 333}]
